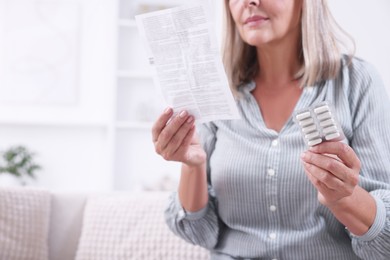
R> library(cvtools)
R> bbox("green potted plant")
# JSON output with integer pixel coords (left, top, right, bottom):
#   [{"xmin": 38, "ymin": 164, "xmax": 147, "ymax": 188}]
[{"xmin": 0, "ymin": 145, "xmax": 42, "ymax": 186}]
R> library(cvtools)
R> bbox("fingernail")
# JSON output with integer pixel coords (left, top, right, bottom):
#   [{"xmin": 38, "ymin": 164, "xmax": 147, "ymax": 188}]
[
  {"xmin": 179, "ymin": 110, "xmax": 188, "ymax": 118},
  {"xmin": 300, "ymin": 152, "xmax": 306, "ymax": 160},
  {"xmin": 187, "ymin": 116, "xmax": 194, "ymax": 123},
  {"xmin": 164, "ymin": 107, "xmax": 172, "ymax": 114}
]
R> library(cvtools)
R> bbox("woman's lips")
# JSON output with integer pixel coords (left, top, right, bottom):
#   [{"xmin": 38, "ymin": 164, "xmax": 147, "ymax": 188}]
[{"xmin": 244, "ymin": 15, "xmax": 269, "ymax": 26}]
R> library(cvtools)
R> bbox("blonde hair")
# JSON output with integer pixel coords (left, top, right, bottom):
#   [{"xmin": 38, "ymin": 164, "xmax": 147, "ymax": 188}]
[{"xmin": 222, "ymin": 0, "xmax": 355, "ymax": 93}]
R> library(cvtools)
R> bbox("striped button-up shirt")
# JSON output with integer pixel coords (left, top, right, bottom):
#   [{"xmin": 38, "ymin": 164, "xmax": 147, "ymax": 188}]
[{"xmin": 165, "ymin": 57, "xmax": 390, "ymax": 260}]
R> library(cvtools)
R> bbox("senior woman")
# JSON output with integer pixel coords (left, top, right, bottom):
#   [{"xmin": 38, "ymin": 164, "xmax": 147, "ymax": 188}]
[{"xmin": 152, "ymin": 0, "xmax": 390, "ymax": 259}]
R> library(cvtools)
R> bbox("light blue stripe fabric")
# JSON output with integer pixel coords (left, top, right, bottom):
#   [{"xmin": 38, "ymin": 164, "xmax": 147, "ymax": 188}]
[
  {"xmin": 351, "ymin": 195, "xmax": 386, "ymax": 242},
  {"xmin": 164, "ymin": 57, "xmax": 390, "ymax": 260}
]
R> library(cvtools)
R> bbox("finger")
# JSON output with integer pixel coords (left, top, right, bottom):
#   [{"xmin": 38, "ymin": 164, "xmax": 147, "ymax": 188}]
[
  {"xmin": 156, "ymin": 110, "xmax": 191, "ymax": 150},
  {"xmin": 152, "ymin": 107, "xmax": 173, "ymax": 142},
  {"xmin": 303, "ymin": 169, "xmax": 337, "ymax": 205},
  {"xmin": 301, "ymin": 151, "xmax": 351, "ymax": 182},
  {"xmin": 309, "ymin": 142, "xmax": 360, "ymax": 170},
  {"xmin": 172, "ymin": 125, "xmax": 196, "ymax": 160},
  {"xmin": 166, "ymin": 116, "xmax": 195, "ymax": 155},
  {"xmin": 304, "ymin": 166, "xmax": 327, "ymax": 192},
  {"xmin": 180, "ymin": 125, "xmax": 196, "ymax": 151},
  {"xmin": 302, "ymin": 161, "xmax": 343, "ymax": 190}
]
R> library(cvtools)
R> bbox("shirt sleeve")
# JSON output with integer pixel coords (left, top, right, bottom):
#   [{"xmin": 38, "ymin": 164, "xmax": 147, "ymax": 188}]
[
  {"xmin": 164, "ymin": 122, "xmax": 221, "ymax": 249},
  {"xmin": 346, "ymin": 60, "xmax": 390, "ymax": 259}
]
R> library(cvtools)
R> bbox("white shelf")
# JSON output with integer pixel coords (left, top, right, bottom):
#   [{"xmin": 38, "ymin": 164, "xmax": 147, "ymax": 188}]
[
  {"xmin": 115, "ymin": 121, "xmax": 153, "ymax": 130},
  {"xmin": 118, "ymin": 19, "xmax": 137, "ymax": 28},
  {"xmin": 117, "ymin": 70, "xmax": 152, "ymax": 78},
  {"xmin": 0, "ymin": 119, "xmax": 108, "ymax": 128}
]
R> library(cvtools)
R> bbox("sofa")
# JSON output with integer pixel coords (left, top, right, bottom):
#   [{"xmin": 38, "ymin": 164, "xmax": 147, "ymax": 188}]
[{"xmin": 0, "ymin": 187, "xmax": 209, "ymax": 260}]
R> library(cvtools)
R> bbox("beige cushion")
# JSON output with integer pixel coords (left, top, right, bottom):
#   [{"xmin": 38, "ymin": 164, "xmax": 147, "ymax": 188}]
[
  {"xmin": 75, "ymin": 192, "xmax": 209, "ymax": 260},
  {"xmin": 0, "ymin": 187, "xmax": 50, "ymax": 260}
]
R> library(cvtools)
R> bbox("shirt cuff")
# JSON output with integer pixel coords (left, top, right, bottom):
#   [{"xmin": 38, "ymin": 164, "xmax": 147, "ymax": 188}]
[
  {"xmin": 175, "ymin": 192, "xmax": 209, "ymax": 221},
  {"xmin": 351, "ymin": 195, "xmax": 386, "ymax": 242}
]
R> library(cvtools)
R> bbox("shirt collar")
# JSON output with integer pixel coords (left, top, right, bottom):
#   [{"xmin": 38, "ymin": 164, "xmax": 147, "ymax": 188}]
[{"xmin": 238, "ymin": 80, "xmax": 256, "ymax": 97}]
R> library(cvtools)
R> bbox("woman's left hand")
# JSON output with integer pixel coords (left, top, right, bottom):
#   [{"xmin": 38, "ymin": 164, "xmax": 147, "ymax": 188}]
[{"xmin": 300, "ymin": 142, "xmax": 361, "ymax": 209}]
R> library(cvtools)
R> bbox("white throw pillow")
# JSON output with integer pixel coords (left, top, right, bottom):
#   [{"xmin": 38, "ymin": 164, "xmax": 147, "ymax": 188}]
[
  {"xmin": 75, "ymin": 192, "xmax": 209, "ymax": 260},
  {"xmin": 0, "ymin": 187, "xmax": 51, "ymax": 260}
]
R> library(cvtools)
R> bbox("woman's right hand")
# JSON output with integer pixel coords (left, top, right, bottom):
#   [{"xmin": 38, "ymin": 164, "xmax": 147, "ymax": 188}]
[{"xmin": 152, "ymin": 107, "xmax": 207, "ymax": 167}]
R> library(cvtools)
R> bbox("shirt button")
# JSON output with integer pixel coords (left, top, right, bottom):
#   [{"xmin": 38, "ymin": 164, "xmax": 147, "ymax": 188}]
[
  {"xmin": 267, "ymin": 169, "xmax": 275, "ymax": 176},
  {"xmin": 271, "ymin": 139, "xmax": 279, "ymax": 147},
  {"xmin": 178, "ymin": 210, "xmax": 186, "ymax": 219},
  {"xmin": 270, "ymin": 205, "xmax": 277, "ymax": 212},
  {"xmin": 269, "ymin": 232, "xmax": 277, "ymax": 240}
]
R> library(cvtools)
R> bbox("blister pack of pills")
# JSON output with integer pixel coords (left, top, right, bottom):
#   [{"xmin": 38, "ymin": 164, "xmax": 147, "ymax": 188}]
[{"xmin": 294, "ymin": 101, "xmax": 345, "ymax": 147}]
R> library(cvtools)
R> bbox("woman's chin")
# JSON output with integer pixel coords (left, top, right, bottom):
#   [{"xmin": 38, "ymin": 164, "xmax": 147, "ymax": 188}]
[{"xmin": 245, "ymin": 38, "xmax": 270, "ymax": 48}]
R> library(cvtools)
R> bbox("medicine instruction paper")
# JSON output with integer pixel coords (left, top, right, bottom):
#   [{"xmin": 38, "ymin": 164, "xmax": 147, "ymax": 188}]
[{"xmin": 135, "ymin": 2, "xmax": 240, "ymax": 123}]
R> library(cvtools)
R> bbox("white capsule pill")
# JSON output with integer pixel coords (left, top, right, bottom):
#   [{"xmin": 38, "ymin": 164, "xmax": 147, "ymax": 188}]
[
  {"xmin": 305, "ymin": 131, "xmax": 320, "ymax": 140},
  {"xmin": 299, "ymin": 118, "xmax": 315, "ymax": 127},
  {"xmin": 325, "ymin": 132, "xmax": 341, "ymax": 140},
  {"xmin": 319, "ymin": 119, "xmax": 335, "ymax": 127},
  {"xmin": 296, "ymin": 111, "xmax": 311, "ymax": 121},
  {"xmin": 323, "ymin": 125, "xmax": 338, "ymax": 134},
  {"xmin": 302, "ymin": 124, "xmax": 317, "ymax": 134},
  {"xmin": 308, "ymin": 138, "xmax": 322, "ymax": 146},
  {"xmin": 314, "ymin": 105, "xmax": 330, "ymax": 114},
  {"xmin": 317, "ymin": 111, "xmax": 332, "ymax": 121}
]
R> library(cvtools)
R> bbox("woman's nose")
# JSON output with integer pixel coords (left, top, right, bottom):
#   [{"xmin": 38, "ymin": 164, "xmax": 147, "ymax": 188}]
[{"xmin": 247, "ymin": 0, "xmax": 260, "ymax": 7}]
